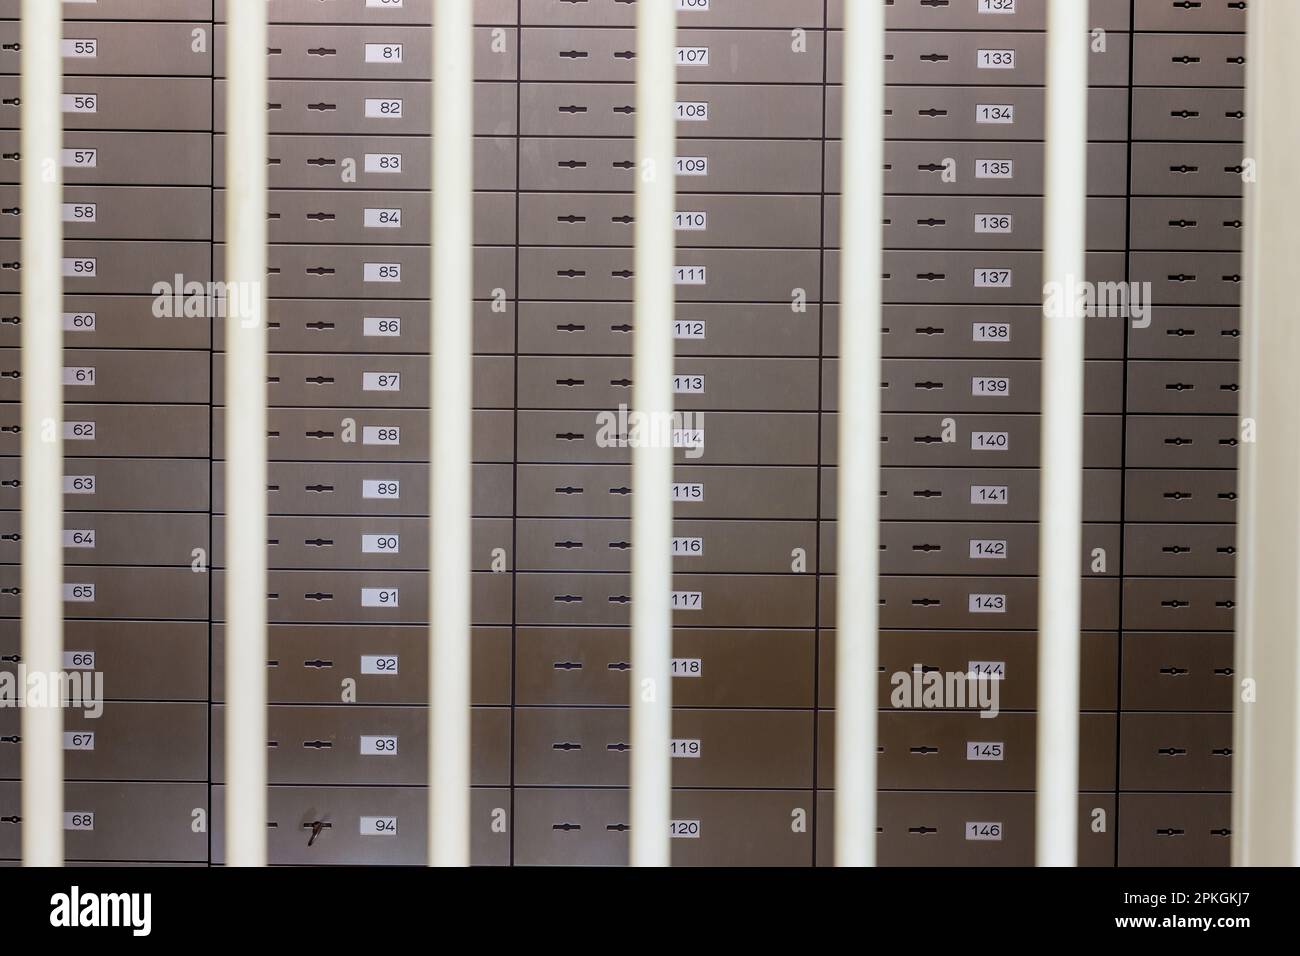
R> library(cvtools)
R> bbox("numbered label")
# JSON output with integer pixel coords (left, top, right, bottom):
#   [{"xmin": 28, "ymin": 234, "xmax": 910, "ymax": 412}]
[
  {"xmin": 676, "ymin": 47, "xmax": 709, "ymax": 66},
  {"xmin": 674, "ymin": 266, "xmax": 707, "ymax": 285},
  {"xmin": 62, "ymin": 149, "xmax": 98, "ymax": 168},
  {"xmin": 362, "ymin": 479, "xmax": 400, "ymax": 499},
  {"xmin": 675, "ymin": 211, "xmax": 707, "ymax": 231},
  {"xmin": 974, "ymin": 159, "xmax": 1013, "ymax": 179},
  {"xmin": 671, "ymin": 537, "xmax": 704, "ymax": 557},
  {"xmin": 673, "ymin": 374, "xmax": 705, "ymax": 394},
  {"xmin": 675, "ymin": 156, "xmax": 709, "ymax": 176},
  {"xmin": 62, "ymin": 39, "xmax": 98, "ymax": 59},
  {"xmin": 971, "ymin": 377, "xmax": 1009, "ymax": 396},
  {"xmin": 968, "ymin": 660, "xmax": 1006, "ymax": 680},
  {"xmin": 363, "ymin": 372, "xmax": 402, "ymax": 392},
  {"xmin": 364, "ymin": 317, "xmax": 402, "ymax": 337},
  {"xmin": 361, "ymin": 588, "xmax": 399, "ymax": 608},
  {"xmin": 64, "ymin": 475, "xmax": 96, "ymax": 495},
  {"xmin": 63, "ymin": 529, "xmax": 96, "ymax": 549},
  {"xmin": 671, "ymin": 657, "xmax": 703, "ymax": 677},
  {"xmin": 969, "ymin": 593, "xmax": 1007, "ymax": 614},
  {"xmin": 971, "ymin": 431, "xmax": 1009, "ymax": 451},
  {"xmin": 973, "ymin": 322, "xmax": 1010, "ymax": 342},
  {"xmin": 967, "ymin": 742, "xmax": 1005, "ymax": 761},
  {"xmin": 64, "ymin": 732, "xmax": 95, "ymax": 751},
  {"xmin": 65, "ymin": 421, "xmax": 96, "ymax": 441},
  {"xmin": 977, "ymin": 0, "xmax": 1016, "ymax": 13},
  {"xmin": 671, "ymin": 738, "xmax": 702, "ymax": 758},
  {"xmin": 976, "ymin": 104, "xmax": 1015, "ymax": 125},
  {"xmin": 676, "ymin": 101, "xmax": 709, "ymax": 121},
  {"xmin": 364, "ymin": 98, "xmax": 403, "ymax": 119},
  {"xmin": 361, "ymin": 815, "xmax": 398, "ymax": 836},
  {"xmin": 62, "ymin": 203, "xmax": 97, "ymax": 223},
  {"xmin": 969, "ymin": 539, "xmax": 1007, "ymax": 559},
  {"xmin": 64, "ymin": 650, "xmax": 95, "ymax": 670},
  {"xmin": 970, "ymin": 485, "xmax": 1008, "ymax": 505},
  {"xmin": 674, "ymin": 320, "xmax": 706, "ymax": 340},
  {"xmin": 671, "ymin": 591, "xmax": 703, "ymax": 611},
  {"xmin": 64, "ymin": 812, "xmax": 95, "ymax": 831},
  {"xmin": 364, "ymin": 262, "xmax": 402, "ymax": 283},
  {"xmin": 63, "ymin": 94, "xmax": 98, "ymax": 114},
  {"xmin": 361, "ymin": 534, "xmax": 400, "ymax": 554},
  {"xmin": 671, "ymin": 482, "xmax": 704, "ymax": 502},
  {"xmin": 670, "ymin": 819, "xmax": 701, "ymax": 838},
  {"xmin": 360, "ymin": 735, "xmax": 398, "ymax": 755},
  {"xmin": 364, "ymin": 153, "xmax": 403, "ymax": 174},
  {"xmin": 63, "ymin": 258, "xmax": 97, "ymax": 278},
  {"xmin": 364, "ymin": 208, "xmax": 403, "ymax": 229},
  {"xmin": 364, "ymin": 44, "xmax": 404, "ymax": 64},
  {"xmin": 975, "ymin": 214, "xmax": 1012, "ymax": 234},
  {"xmin": 64, "ymin": 583, "xmax": 95, "ymax": 603},
  {"xmin": 62, "ymin": 367, "xmax": 96, "ymax": 386},
  {"xmin": 974, "ymin": 269, "xmax": 1012, "ymax": 288},
  {"xmin": 978, "ymin": 49, "xmax": 1016, "ymax": 69},
  {"xmin": 362, "ymin": 426, "xmax": 400, "ymax": 445},
  {"xmin": 966, "ymin": 821, "xmax": 1004, "ymax": 842},
  {"xmin": 361, "ymin": 655, "xmax": 399, "ymax": 675}
]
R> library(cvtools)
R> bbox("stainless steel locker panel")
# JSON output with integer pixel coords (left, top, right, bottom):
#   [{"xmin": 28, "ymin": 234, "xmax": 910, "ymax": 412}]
[
  {"xmin": 0, "ymin": 240, "xmax": 210, "ymax": 296},
  {"xmin": 826, "ymin": 30, "xmax": 1131, "ymax": 87},
  {"xmin": 0, "ymin": 77, "xmax": 212, "ymax": 132},
  {"xmin": 0, "ymin": 187, "xmax": 212, "ymax": 242},
  {"xmin": 0, "ymin": 349, "xmax": 208, "ymax": 405},
  {"xmin": 522, "ymin": 0, "xmax": 823, "ymax": 28},
  {"xmin": 212, "ymin": 354, "xmax": 515, "ymax": 409},
  {"xmin": 515, "ymin": 708, "xmax": 814, "ymax": 789},
  {"xmin": 516, "ymin": 463, "xmax": 818, "ymax": 519},
  {"xmin": 0, "ymin": 566, "xmax": 207, "ymax": 621},
  {"xmin": 823, "ymin": 359, "xmax": 1125, "ymax": 415},
  {"xmin": 518, "ymin": 302, "xmax": 817, "ymax": 357},
  {"xmin": 520, "ymin": 83, "xmax": 823, "ymax": 139},
  {"xmin": 824, "ymin": 467, "xmax": 1123, "ymax": 522},
  {"xmin": 818, "ymin": 712, "xmax": 1118, "ymax": 792},
  {"xmin": 829, "ymin": 195, "xmax": 1125, "ymax": 251},
  {"xmin": 211, "ymin": 515, "xmax": 512, "ymax": 571},
  {"xmin": 212, "ymin": 461, "xmax": 513, "ymax": 518},
  {"xmin": 514, "ymin": 789, "xmax": 812, "ymax": 867},
  {"xmin": 822, "ymin": 412, "xmax": 1124, "ymax": 469},
  {"xmin": 0, "ymin": 782, "xmax": 208, "ymax": 864},
  {"xmin": 520, "ymin": 27, "xmax": 823, "ymax": 84},
  {"xmin": 1119, "ymin": 714, "xmax": 1232, "ymax": 792},
  {"xmin": 1128, "ymin": 197, "xmax": 1244, "ymax": 251},
  {"xmin": 212, "ymin": 624, "xmax": 511, "ymax": 706},
  {"xmin": 0, "ymin": 21, "xmax": 212, "ymax": 76},
  {"xmin": 212, "ymin": 244, "xmax": 513, "ymax": 300},
  {"xmin": 520, "ymin": 137, "xmax": 823, "ymax": 194},
  {"xmin": 826, "ymin": 195, "xmax": 1127, "ymax": 251},
  {"xmin": 829, "ymin": 0, "xmax": 1132, "ymax": 30},
  {"xmin": 0, "ymin": 458, "xmax": 209, "ymax": 513},
  {"xmin": 0, "ymin": 703, "xmax": 207, "ymax": 782},
  {"xmin": 817, "ymin": 792, "xmax": 1116, "ymax": 868},
  {"xmin": 820, "ymin": 576, "xmax": 1120, "ymax": 631},
  {"xmin": 212, "ymin": 570, "xmax": 513, "ymax": 626},
  {"xmin": 214, "ymin": 80, "xmax": 517, "ymax": 136},
  {"xmin": 210, "ymin": 786, "xmax": 511, "ymax": 866},
  {"xmin": 515, "ymin": 410, "xmax": 819, "ymax": 466},
  {"xmin": 517, "ymin": 193, "xmax": 822, "ymax": 249},
  {"xmin": 514, "ymin": 627, "xmax": 815, "ymax": 708},
  {"xmin": 514, "ymin": 572, "xmax": 816, "ymax": 628},
  {"xmin": 215, "ymin": 134, "xmax": 516, "ymax": 191},
  {"xmin": 213, "ymin": 25, "xmax": 516, "ymax": 81},
  {"xmin": 1124, "ymin": 415, "xmax": 1239, "ymax": 469},
  {"xmin": 818, "ymin": 630, "xmax": 1119, "ymax": 713},
  {"xmin": 1118, "ymin": 794, "xmax": 1231, "ymax": 867},
  {"xmin": 246, "ymin": 299, "xmax": 512, "ymax": 355},
  {"xmin": 1121, "ymin": 632, "xmax": 1234, "ymax": 712},
  {"xmin": 0, "ymin": 0, "xmax": 212, "ymax": 17},
  {"xmin": 1132, "ymin": 33, "xmax": 1246, "ymax": 88},
  {"xmin": 825, "ymin": 250, "xmax": 1127, "ymax": 306},
  {"xmin": 518, "ymin": 248, "xmax": 819, "ymax": 302},
  {"xmin": 1131, "ymin": 251, "xmax": 1243, "ymax": 306},
  {"xmin": 212, "ymin": 407, "xmax": 512, "ymax": 462},
  {"xmin": 824, "ymin": 305, "xmax": 1125, "ymax": 361},
  {"xmin": 214, "ymin": 0, "xmax": 519, "ymax": 25},
  {"xmin": 1123, "ymin": 523, "xmax": 1237, "ymax": 577},
  {"xmin": 826, "ymin": 86, "xmax": 1130, "ymax": 142},
  {"xmin": 820, "ymin": 521, "xmax": 1120, "ymax": 577},
  {"xmin": 516, "ymin": 356, "xmax": 819, "ymax": 412},
  {"xmin": 1129, "ymin": 142, "xmax": 1245, "ymax": 197},
  {"xmin": 1128, "ymin": 308, "xmax": 1240, "ymax": 361},
  {"xmin": 0, "ymin": 620, "xmax": 207, "ymax": 702},
  {"xmin": 514, "ymin": 517, "xmax": 817, "ymax": 574},
  {"xmin": 1126, "ymin": 360, "xmax": 1239, "ymax": 415},
  {"xmin": 1130, "ymin": 88, "xmax": 1246, "ymax": 141},
  {"xmin": 0, "ymin": 131, "xmax": 212, "ymax": 187},
  {"xmin": 0, "ymin": 295, "xmax": 210, "ymax": 351},
  {"xmin": 0, "ymin": 512, "xmax": 207, "ymax": 567},
  {"xmin": 0, "ymin": 404, "xmax": 209, "ymax": 458},
  {"xmin": 1122, "ymin": 577, "xmax": 1236, "ymax": 632},
  {"xmin": 830, "ymin": 141, "xmax": 1130, "ymax": 197},
  {"xmin": 828, "ymin": 467, "xmax": 1122, "ymax": 523},
  {"xmin": 210, "ymin": 705, "xmax": 511, "ymax": 787},
  {"xmin": 1123, "ymin": 469, "xmax": 1238, "ymax": 524},
  {"xmin": 1133, "ymin": 0, "xmax": 1247, "ymax": 33},
  {"xmin": 215, "ymin": 189, "xmax": 516, "ymax": 247}
]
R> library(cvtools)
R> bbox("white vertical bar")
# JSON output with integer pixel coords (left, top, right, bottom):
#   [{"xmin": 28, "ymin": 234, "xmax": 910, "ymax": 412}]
[
  {"xmin": 224, "ymin": 0, "xmax": 269, "ymax": 868},
  {"xmin": 20, "ymin": 0, "xmax": 64, "ymax": 868},
  {"xmin": 1036, "ymin": 0, "xmax": 1089, "ymax": 868},
  {"xmin": 835, "ymin": 0, "xmax": 885, "ymax": 868},
  {"xmin": 429, "ymin": 0, "xmax": 474, "ymax": 868},
  {"xmin": 1233, "ymin": 0, "xmax": 1300, "ymax": 867},
  {"xmin": 630, "ymin": 0, "xmax": 676, "ymax": 868}
]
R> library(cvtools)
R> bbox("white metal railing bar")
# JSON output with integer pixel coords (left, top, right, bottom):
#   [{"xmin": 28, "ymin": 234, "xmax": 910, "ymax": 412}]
[
  {"xmin": 224, "ymin": 0, "xmax": 270, "ymax": 868},
  {"xmin": 20, "ymin": 0, "xmax": 65, "ymax": 868},
  {"xmin": 1035, "ymin": 0, "xmax": 1090, "ymax": 867},
  {"xmin": 1232, "ymin": 0, "xmax": 1300, "ymax": 867},
  {"xmin": 429, "ymin": 0, "xmax": 475, "ymax": 868},
  {"xmin": 630, "ymin": 0, "xmax": 677, "ymax": 868},
  {"xmin": 835, "ymin": 0, "xmax": 886, "ymax": 868}
]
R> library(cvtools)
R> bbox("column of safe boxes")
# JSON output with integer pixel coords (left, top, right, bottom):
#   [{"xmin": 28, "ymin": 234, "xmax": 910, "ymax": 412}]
[{"xmin": 0, "ymin": 0, "xmax": 1249, "ymax": 866}]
